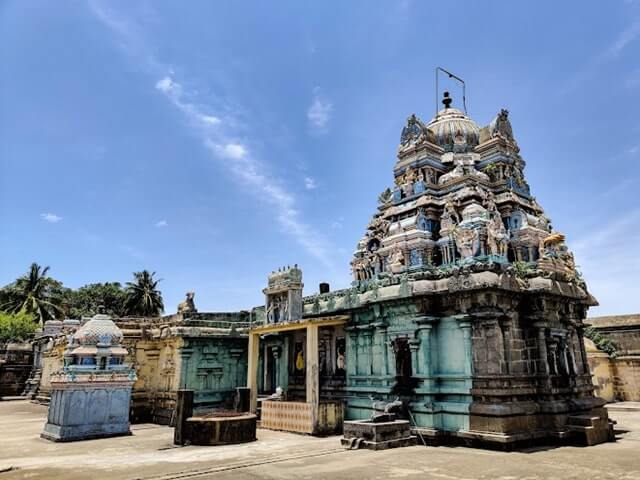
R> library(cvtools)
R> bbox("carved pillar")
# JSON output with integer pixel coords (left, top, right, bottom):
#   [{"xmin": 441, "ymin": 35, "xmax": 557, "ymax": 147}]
[
  {"xmin": 247, "ymin": 332, "xmax": 260, "ymax": 413},
  {"xmin": 499, "ymin": 316, "xmax": 512, "ymax": 375},
  {"xmin": 362, "ymin": 330, "xmax": 373, "ymax": 376},
  {"xmin": 534, "ymin": 322, "xmax": 549, "ymax": 375},
  {"xmin": 421, "ymin": 326, "xmax": 433, "ymax": 377},
  {"xmin": 306, "ymin": 324, "xmax": 319, "ymax": 409},
  {"xmin": 415, "ymin": 315, "xmax": 438, "ymax": 379},
  {"xmin": 347, "ymin": 330, "xmax": 358, "ymax": 377},
  {"xmin": 456, "ymin": 315, "xmax": 473, "ymax": 376},
  {"xmin": 376, "ymin": 325, "xmax": 388, "ymax": 377},
  {"xmin": 272, "ymin": 345, "xmax": 281, "ymax": 389},
  {"xmin": 409, "ymin": 339, "xmax": 421, "ymax": 375},
  {"xmin": 576, "ymin": 327, "xmax": 590, "ymax": 375}
]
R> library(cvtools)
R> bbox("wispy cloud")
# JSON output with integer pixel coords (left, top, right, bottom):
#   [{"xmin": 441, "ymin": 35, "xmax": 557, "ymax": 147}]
[
  {"xmin": 304, "ymin": 176, "xmax": 317, "ymax": 190},
  {"xmin": 89, "ymin": 3, "xmax": 335, "ymax": 268},
  {"xmin": 155, "ymin": 220, "xmax": 168, "ymax": 228},
  {"xmin": 573, "ymin": 209, "xmax": 640, "ymax": 316},
  {"xmin": 307, "ymin": 87, "xmax": 333, "ymax": 134},
  {"xmin": 559, "ymin": 19, "xmax": 640, "ymax": 95},
  {"xmin": 608, "ymin": 20, "xmax": 640, "ymax": 56},
  {"xmin": 331, "ymin": 216, "xmax": 344, "ymax": 230},
  {"xmin": 41, "ymin": 213, "xmax": 62, "ymax": 223}
]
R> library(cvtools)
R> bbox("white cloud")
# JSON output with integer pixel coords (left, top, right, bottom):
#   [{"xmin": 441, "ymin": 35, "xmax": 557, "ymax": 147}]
[
  {"xmin": 41, "ymin": 213, "xmax": 62, "ymax": 223},
  {"xmin": 304, "ymin": 177, "xmax": 317, "ymax": 190},
  {"xmin": 215, "ymin": 142, "xmax": 248, "ymax": 160},
  {"xmin": 608, "ymin": 20, "xmax": 640, "ymax": 57},
  {"xmin": 155, "ymin": 76, "xmax": 175, "ymax": 93},
  {"xmin": 307, "ymin": 87, "xmax": 333, "ymax": 134},
  {"xmin": 573, "ymin": 209, "xmax": 640, "ymax": 316},
  {"xmin": 90, "ymin": 3, "xmax": 336, "ymax": 269},
  {"xmin": 155, "ymin": 220, "xmax": 168, "ymax": 228},
  {"xmin": 559, "ymin": 19, "xmax": 640, "ymax": 96},
  {"xmin": 201, "ymin": 115, "xmax": 221, "ymax": 126}
]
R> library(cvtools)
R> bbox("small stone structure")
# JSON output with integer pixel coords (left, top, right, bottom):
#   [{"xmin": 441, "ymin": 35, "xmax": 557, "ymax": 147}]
[
  {"xmin": 0, "ymin": 342, "xmax": 33, "ymax": 397},
  {"xmin": 342, "ymin": 398, "xmax": 417, "ymax": 450},
  {"xmin": 173, "ymin": 389, "xmax": 257, "ymax": 446},
  {"xmin": 41, "ymin": 313, "xmax": 136, "ymax": 441},
  {"xmin": 342, "ymin": 420, "xmax": 416, "ymax": 450}
]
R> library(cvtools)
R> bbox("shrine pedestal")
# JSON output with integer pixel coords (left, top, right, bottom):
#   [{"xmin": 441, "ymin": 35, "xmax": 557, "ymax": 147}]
[{"xmin": 341, "ymin": 419, "xmax": 417, "ymax": 450}]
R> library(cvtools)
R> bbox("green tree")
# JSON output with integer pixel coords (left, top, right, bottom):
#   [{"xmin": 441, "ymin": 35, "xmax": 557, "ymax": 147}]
[
  {"xmin": 0, "ymin": 311, "xmax": 37, "ymax": 343},
  {"xmin": 124, "ymin": 270, "xmax": 164, "ymax": 317},
  {"xmin": 62, "ymin": 282, "xmax": 127, "ymax": 318},
  {"xmin": 0, "ymin": 263, "xmax": 63, "ymax": 325}
]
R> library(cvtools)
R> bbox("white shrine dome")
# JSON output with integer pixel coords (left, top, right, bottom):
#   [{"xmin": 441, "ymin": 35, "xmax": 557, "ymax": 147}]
[
  {"xmin": 73, "ymin": 313, "xmax": 123, "ymax": 347},
  {"xmin": 427, "ymin": 107, "xmax": 480, "ymax": 150}
]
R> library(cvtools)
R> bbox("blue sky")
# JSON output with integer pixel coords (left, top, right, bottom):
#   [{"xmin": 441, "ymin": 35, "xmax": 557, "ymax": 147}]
[{"xmin": 1, "ymin": 1, "xmax": 639, "ymax": 316}]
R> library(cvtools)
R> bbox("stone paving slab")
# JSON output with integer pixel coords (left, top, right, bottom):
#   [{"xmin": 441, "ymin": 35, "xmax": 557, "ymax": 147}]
[
  {"xmin": 606, "ymin": 401, "xmax": 640, "ymax": 412},
  {"xmin": 1, "ymin": 401, "xmax": 640, "ymax": 480}
]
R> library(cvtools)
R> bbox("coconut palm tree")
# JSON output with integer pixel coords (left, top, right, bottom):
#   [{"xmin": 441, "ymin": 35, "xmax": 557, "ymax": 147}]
[
  {"xmin": 124, "ymin": 270, "xmax": 164, "ymax": 317},
  {"xmin": 0, "ymin": 263, "xmax": 63, "ymax": 325}
]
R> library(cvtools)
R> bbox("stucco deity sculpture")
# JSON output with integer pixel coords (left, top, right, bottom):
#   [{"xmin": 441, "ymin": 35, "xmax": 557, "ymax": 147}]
[
  {"xmin": 177, "ymin": 292, "xmax": 197, "ymax": 314},
  {"xmin": 388, "ymin": 246, "xmax": 405, "ymax": 274}
]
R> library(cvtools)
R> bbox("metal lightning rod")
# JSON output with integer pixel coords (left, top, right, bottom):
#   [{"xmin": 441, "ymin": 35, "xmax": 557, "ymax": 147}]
[{"xmin": 435, "ymin": 67, "xmax": 467, "ymax": 114}]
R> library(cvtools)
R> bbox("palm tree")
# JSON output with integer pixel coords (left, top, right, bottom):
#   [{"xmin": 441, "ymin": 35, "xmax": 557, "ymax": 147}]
[
  {"xmin": 1, "ymin": 263, "xmax": 63, "ymax": 325},
  {"xmin": 124, "ymin": 270, "xmax": 164, "ymax": 317}
]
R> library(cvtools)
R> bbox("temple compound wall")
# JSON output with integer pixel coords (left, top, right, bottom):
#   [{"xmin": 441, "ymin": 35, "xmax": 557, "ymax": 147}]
[
  {"xmin": 585, "ymin": 314, "xmax": 640, "ymax": 402},
  {"xmin": 34, "ymin": 312, "xmax": 249, "ymax": 425},
  {"xmin": 0, "ymin": 342, "xmax": 33, "ymax": 397}
]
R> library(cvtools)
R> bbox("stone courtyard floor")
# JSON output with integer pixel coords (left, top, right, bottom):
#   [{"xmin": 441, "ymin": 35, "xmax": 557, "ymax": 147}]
[{"xmin": 1, "ymin": 401, "xmax": 639, "ymax": 480}]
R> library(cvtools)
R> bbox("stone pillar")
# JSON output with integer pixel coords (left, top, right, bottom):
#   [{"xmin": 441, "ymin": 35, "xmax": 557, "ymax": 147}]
[
  {"xmin": 362, "ymin": 330, "xmax": 373, "ymax": 376},
  {"xmin": 576, "ymin": 327, "xmax": 590, "ymax": 375},
  {"xmin": 456, "ymin": 316, "xmax": 473, "ymax": 376},
  {"xmin": 420, "ymin": 326, "xmax": 433, "ymax": 378},
  {"xmin": 173, "ymin": 389, "xmax": 193, "ymax": 446},
  {"xmin": 347, "ymin": 330, "xmax": 358, "ymax": 377},
  {"xmin": 499, "ymin": 317, "xmax": 511, "ymax": 375},
  {"xmin": 272, "ymin": 345, "xmax": 281, "ymax": 389},
  {"xmin": 378, "ymin": 326, "xmax": 389, "ymax": 377},
  {"xmin": 409, "ymin": 339, "xmax": 421, "ymax": 375},
  {"xmin": 247, "ymin": 332, "xmax": 260, "ymax": 413},
  {"xmin": 534, "ymin": 323, "xmax": 549, "ymax": 375},
  {"xmin": 306, "ymin": 325, "xmax": 319, "ymax": 429}
]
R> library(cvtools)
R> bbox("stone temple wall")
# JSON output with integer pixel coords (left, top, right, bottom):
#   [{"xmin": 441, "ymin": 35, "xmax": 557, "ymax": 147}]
[
  {"xmin": 0, "ymin": 342, "xmax": 33, "ymax": 397},
  {"xmin": 585, "ymin": 314, "xmax": 640, "ymax": 402}
]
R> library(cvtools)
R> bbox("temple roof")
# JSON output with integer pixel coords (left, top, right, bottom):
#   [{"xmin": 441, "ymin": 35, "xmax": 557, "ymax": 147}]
[
  {"xmin": 73, "ymin": 313, "xmax": 124, "ymax": 347},
  {"xmin": 427, "ymin": 107, "xmax": 480, "ymax": 150}
]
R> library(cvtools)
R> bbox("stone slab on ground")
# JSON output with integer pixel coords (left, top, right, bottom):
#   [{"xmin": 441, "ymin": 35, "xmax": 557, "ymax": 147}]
[
  {"xmin": 606, "ymin": 401, "xmax": 640, "ymax": 412},
  {"xmin": 2, "ymin": 400, "xmax": 640, "ymax": 480}
]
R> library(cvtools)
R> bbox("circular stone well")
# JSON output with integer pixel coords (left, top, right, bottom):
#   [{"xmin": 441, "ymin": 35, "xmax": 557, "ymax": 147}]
[{"xmin": 185, "ymin": 413, "xmax": 257, "ymax": 446}]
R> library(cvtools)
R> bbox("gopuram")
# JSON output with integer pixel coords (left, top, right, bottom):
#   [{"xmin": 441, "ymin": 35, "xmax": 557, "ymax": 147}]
[{"xmin": 247, "ymin": 92, "xmax": 613, "ymax": 448}]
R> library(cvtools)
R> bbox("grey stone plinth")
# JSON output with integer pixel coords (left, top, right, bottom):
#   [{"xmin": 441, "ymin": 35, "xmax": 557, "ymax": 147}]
[
  {"xmin": 41, "ymin": 383, "xmax": 133, "ymax": 442},
  {"xmin": 342, "ymin": 419, "xmax": 417, "ymax": 450}
]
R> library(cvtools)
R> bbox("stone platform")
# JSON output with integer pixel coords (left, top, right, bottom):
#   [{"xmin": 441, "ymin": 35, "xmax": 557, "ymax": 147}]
[
  {"xmin": 341, "ymin": 419, "xmax": 417, "ymax": 450},
  {"xmin": 185, "ymin": 413, "xmax": 257, "ymax": 446}
]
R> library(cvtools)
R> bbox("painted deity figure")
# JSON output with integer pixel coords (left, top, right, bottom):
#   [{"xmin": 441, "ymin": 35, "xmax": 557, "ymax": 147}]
[
  {"xmin": 440, "ymin": 199, "xmax": 460, "ymax": 233},
  {"xmin": 388, "ymin": 246, "xmax": 405, "ymax": 273},
  {"xmin": 487, "ymin": 217, "xmax": 509, "ymax": 257},
  {"xmin": 454, "ymin": 228, "xmax": 478, "ymax": 259}
]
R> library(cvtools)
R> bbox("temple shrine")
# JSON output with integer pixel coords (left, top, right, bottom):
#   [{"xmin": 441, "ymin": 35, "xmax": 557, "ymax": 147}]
[{"xmin": 246, "ymin": 91, "xmax": 613, "ymax": 447}]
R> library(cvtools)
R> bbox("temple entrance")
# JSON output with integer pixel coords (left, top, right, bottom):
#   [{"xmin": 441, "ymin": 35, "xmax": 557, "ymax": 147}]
[{"xmin": 247, "ymin": 316, "xmax": 348, "ymax": 435}]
